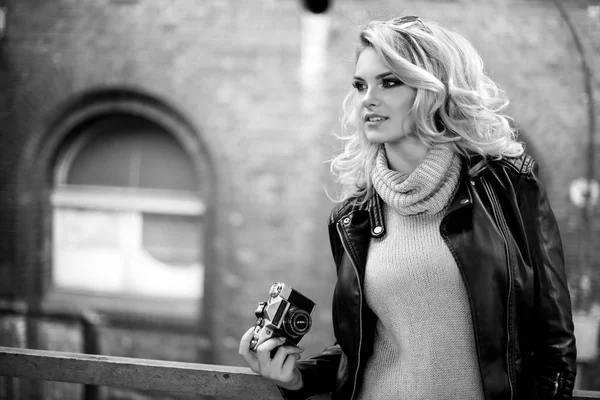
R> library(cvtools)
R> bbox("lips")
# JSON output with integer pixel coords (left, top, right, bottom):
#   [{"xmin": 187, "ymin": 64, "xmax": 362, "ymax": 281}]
[{"xmin": 364, "ymin": 113, "xmax": 388, "ymax": 123}]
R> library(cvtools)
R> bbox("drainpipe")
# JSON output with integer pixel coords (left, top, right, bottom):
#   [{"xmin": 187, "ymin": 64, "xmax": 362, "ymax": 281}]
[
  {"xmin": 0, "ymin": 6, "xmax": 5, "ymax": 41},
  {"xmin": 553, "ymin": 0, "xmax": 598, "ymax": 303},
  {"xmin": 554, "ymin": 0, "xmax": 599, "ymax": 390}
]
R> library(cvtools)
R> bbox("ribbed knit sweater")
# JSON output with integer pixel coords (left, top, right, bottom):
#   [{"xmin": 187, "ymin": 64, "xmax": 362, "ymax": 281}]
[{"xmin": 356, "ymin": 145, "xmax": 484, "ymax": 400}]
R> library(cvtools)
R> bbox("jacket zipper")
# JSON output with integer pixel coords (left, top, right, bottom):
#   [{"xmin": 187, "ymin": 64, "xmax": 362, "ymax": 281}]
[
  {"xmin": 553, "ymin": 372, "xmax": 563, "ymax": 397},
  {"xmin": 482, "ymin": 178, "xmax": 515, "ymax": 400},
  {"xmin": 336, "ymin": 221, "xmax": 363, "ymax": 400}
]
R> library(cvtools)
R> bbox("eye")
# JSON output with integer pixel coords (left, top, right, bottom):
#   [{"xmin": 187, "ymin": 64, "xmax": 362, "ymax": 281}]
[
  {"xmin": 382, "ymin": 79, "xmax": 402, "ymax": 88},
  {"xmin": 352, "ymin": 81, "xmax": 367, "ymax": 92}
]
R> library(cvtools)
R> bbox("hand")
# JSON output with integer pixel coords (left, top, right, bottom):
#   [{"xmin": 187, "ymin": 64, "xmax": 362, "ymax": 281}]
[{"xmin": 239, "ymin": 327, "xmax": 304, "ymax": 391}]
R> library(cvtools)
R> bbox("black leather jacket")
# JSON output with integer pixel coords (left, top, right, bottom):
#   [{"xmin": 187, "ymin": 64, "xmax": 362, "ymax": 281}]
[{"xmin": 282, "ymin": 155, "xmax": 576, "ymax": 400}]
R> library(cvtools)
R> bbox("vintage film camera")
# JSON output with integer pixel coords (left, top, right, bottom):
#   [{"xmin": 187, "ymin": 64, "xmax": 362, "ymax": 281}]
[{"xmin": 249, "ymin": 282, "xmax": 316, "ymax": 352}]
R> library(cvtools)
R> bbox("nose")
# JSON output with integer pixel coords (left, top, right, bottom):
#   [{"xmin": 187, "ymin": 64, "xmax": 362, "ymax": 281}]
[{"xmin": 361, "ymin": 86, "xmax": 380, "ymax": 108}]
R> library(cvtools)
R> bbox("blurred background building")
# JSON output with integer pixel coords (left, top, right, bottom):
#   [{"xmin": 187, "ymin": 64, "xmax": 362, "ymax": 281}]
[{"xmin": 0, "ymin": 0, "xmax": 599, "ymax": 398}]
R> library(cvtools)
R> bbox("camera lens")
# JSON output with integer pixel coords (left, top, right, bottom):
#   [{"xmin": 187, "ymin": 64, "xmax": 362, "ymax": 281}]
[{"xmin": 283, "ymin": 308, "xmax": 312, "ymax": 337}]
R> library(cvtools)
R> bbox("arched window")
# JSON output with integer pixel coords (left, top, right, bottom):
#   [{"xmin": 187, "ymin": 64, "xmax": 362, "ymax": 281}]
[{"xmin": 50, "ymin": 114, "xmax": 205, "ymax": 318}]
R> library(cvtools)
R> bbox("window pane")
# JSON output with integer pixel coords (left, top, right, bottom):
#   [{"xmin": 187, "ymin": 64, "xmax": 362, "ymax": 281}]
[
  {"xmin": 138, "ymin": 137, "xmax": 199, "ymax": 192},
  {"xmin": 128, "ymin": 253, "xmax": 204, "ymax": 299},
  {"xmin": 141, "ymin": 213, "xmax": 202, "ymax": 265},
  {"xmin": 66, "ymin": 115, "xmax": 198, "ymax": 191},
  {"xmin": 53, "ymin": 208, "xmax": 127, "ymax": 292},
  {"xmin": 128, "ymin": 213, "xmax": 204, "ymax": 299},
  {"xmin": 53, "ymin": 208, "xmax": 204, "ymax": 300}
]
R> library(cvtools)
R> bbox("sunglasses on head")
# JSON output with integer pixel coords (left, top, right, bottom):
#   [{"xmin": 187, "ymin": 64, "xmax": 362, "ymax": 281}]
[{"xmin": 392, "ymin": 15, "xmax": 432, "ymax": 34}]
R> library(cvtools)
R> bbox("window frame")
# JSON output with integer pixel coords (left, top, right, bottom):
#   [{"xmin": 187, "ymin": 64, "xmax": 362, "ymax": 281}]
[
  {"xmin": 16, "ymin": 90, "xmax": 218, "ymax": 330},
  {"xmin": 50, "ymin": 116, "xmax": 207, "ymax": 320}
]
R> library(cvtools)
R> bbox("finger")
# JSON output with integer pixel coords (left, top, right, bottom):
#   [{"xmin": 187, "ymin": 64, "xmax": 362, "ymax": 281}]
[
  {"xmin": 239, "ymin": 327, "xmax": 259, "ymax": 371},
  {"xmin": 267, "ymin": 348, "xmax": 300, "ymax": 382},
  {"xmin": 238, "ymin": 327, "xmax": 256, "ymax": 355},
  {"xmin": 271, "ymin": 345, "xmax": 304, "ymax": 370},
  {"xmin": 280, "ymin": 354, "xmax": 301, "ymax": 382},
  {"xmin": 256, "ymin": 337, "xmax": 286, "ymax": 364}
]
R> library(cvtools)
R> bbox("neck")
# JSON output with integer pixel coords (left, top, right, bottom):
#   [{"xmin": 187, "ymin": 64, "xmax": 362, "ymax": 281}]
[{"xmin": 384, "ymin": 137, "xmax": 430, "ymax": 175}]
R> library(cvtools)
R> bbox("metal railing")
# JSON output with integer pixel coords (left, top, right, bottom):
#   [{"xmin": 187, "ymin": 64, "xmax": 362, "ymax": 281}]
[
  {"xmin": 0, "ymin": 299, "xmax": 211, "ymax": 399},
  {"xmin": 0, "ymin": 301, "xmax": 104, "ymax": 400}
]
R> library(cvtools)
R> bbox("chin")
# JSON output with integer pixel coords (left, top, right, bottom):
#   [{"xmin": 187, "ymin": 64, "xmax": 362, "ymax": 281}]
[
  {"xmin": 364, "ymin": 130, "xmax": 404, "ymax": 144},
  {"xmin": 364, "ymin": 130, "xmax": 385, "ymax": 143}
]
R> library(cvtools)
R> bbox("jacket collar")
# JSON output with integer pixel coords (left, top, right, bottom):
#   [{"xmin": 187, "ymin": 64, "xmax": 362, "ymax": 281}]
[
  {"xmin": 368, "ymin": 194, "xmax": 385, "ymax": 238},
  {"xmin": 445, "ymin": 174, "xmax": 473, "ymax": 215}
]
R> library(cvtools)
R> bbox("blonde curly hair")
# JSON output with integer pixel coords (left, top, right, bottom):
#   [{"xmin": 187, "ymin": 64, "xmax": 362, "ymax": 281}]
[{"xmin": 330, "ymin": 16, "xmax": 524, "ymax": 202}]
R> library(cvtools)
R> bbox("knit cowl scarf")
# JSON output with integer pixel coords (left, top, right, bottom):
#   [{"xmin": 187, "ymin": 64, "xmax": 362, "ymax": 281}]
[{"xmin": 371, "ymin": 144, "xmax": 462, "ymax": 216}]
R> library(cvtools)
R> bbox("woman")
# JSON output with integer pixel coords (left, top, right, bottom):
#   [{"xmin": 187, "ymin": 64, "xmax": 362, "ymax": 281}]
[{"xmin": 239, "ymin": 16, "xmax": 577, "ymax": 400}]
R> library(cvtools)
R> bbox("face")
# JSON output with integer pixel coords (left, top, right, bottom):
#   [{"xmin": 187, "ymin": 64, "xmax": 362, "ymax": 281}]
[{"xmin": 353, "ymin": 47, "xmax": 417, "ymax": 144}]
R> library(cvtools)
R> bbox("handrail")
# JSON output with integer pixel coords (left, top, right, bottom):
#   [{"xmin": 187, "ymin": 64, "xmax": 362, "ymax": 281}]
[
  {"xmin": 1, "ymin": 346, "xmax": 600, "ymax": 399},
  {"xmin": 0, "ymin": 346, "xmax": 282, "ymax": 399}
]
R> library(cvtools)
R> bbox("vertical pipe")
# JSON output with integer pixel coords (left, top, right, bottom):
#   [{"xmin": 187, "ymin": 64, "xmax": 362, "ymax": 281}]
[
  {"xmin": 552, "ymin": 0, "xmax": 597, "ymax": 289},
  {"xmin": 81, "ymin": 312, "xmax": 102, "ymax": 400}
]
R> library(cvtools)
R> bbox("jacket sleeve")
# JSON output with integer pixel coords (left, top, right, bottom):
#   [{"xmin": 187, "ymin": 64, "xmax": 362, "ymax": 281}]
[
  {"xmin": 517, "ymin": 158, "xmax": 577, "ymax": 399},
  {"xmin": 278, "ymin": 344, "xmax": 342, "ymax": 400},
  {"xmin": 279, "ymin": 207, "xmax": 348, "ymax": 400}
]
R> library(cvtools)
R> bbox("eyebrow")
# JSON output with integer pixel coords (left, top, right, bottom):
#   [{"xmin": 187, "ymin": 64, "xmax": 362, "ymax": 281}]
[{"xmin": 353, "ymin": 72, "xmax": 395, "ymax": 81}]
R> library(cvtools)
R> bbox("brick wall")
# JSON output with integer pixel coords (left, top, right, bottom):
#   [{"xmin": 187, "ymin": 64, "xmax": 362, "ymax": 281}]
[{"xmin": 0, "ymin": 0, "xmax": 599, "ymax": 397}]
